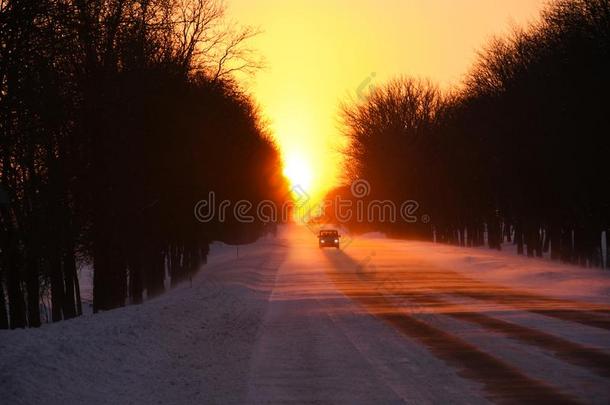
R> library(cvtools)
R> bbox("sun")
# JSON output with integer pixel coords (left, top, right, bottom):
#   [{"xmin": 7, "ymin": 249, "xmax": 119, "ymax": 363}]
[{"xmin": 283, "ymin": 153, "xmax": 313, "ymax": 192}]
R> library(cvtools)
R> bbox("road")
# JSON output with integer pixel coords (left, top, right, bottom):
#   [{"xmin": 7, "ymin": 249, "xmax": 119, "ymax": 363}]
[
  {"xmin": 2, "ymin": 224, "xmax": 610, "ymax": 404},
  {"xmin": 243, "ymin": 225, "xmax": 610, "ymax": 404}
]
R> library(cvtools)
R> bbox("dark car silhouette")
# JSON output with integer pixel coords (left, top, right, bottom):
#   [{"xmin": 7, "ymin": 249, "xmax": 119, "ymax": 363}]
[{"xmin": 318, "ymin": 229, "xmax": 340, "ymax": 248}]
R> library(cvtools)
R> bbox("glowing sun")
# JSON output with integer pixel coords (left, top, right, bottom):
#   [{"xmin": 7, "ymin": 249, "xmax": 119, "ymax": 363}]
[{"xmin": 283, "ymin": 153, "xmax": 313, "ymax": 192}]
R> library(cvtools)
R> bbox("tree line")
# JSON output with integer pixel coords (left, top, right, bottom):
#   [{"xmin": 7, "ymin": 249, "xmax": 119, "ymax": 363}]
[
  {"xmin": 334, "ymin": 0, "xmax": 610, "ymax": 268},
  {"xmin": 0, "ymin": 0, "xmax": 288, "ymax": 329}
]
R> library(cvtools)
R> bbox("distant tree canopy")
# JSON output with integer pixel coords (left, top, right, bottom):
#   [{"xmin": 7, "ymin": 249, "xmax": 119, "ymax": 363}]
[
  {"xmin": 337, "ymin": 0, "xmax": 610, "ymax": 266},
  {"xmin": 0, "ymin": 0, "xmax": 288, "ymax": 328}
]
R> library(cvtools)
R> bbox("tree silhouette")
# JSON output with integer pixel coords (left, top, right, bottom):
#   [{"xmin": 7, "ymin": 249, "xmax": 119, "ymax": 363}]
[
  {"xmin": 0, "ymin": 0, "xmax": 287, "ymax": 328},
  {"xmin": 339, "ymin": 0, "xmax": 610, "ymax": 268}
]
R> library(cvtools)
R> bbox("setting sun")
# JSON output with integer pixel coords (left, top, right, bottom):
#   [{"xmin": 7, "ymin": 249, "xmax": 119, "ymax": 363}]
[{"xmin": 282, "ymin": 153, "xmax": 313, "ymax": 192}]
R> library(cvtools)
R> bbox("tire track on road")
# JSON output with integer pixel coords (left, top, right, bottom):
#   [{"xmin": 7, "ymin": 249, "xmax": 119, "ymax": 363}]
[
  {"xmin": 451, "ymin": 290, "xmax": 610, "ymax": 331},
  {"xmin": 323, "ymin": 251, "xmax": 580, "ymax": 404},
  {"xmin": 345, "ymin": 255, "xmax": 610, "ymax": 378},
  {"xmin": 375, "ymin": 240, "xmax": 610, "ymax": 331},
  {"xmin": 372, "ymin": 288, "xmax": 610, "ymax": 379},
  {"xmin": 362, "ymin": 285, "xmax": 610, "ymax": 379}
]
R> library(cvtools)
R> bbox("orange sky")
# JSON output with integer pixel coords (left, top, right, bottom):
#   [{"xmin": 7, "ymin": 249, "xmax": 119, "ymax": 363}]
[{"xmin": 229, "ymin": 0, "xmax": 547, "ymax": 200}]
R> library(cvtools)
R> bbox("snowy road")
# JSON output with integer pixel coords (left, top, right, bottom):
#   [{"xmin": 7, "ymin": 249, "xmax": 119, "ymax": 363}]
[
  {"xmin": 245, "ymin": 226, "xmax": 610, "ymax": 404},
  {"xmin": 2, "ymin": 224, "xmax": 610, "ymax": 404}
]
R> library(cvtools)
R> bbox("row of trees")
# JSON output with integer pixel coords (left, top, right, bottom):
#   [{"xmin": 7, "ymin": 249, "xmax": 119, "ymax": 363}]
[
  {"xmin": 335, "ymin": 0, "xmax": 610, "ymax": 268},
  {"xmin": 0, "ymin": 0, "xmax": 288, "ymax": 328}
]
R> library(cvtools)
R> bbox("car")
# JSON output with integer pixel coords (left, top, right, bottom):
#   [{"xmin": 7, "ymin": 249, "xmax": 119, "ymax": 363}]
[{"xmin": 318, "ymin": 229, "xmax": 340, "ymax": 248}]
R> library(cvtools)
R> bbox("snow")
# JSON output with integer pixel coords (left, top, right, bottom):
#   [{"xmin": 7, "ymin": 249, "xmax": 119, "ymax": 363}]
[
  {"xmin": 1, "ymin": 224, "xmax": 609, "ymax": 404},
  {"xmin": 396, "ymin": 240, "xmax": 610, "ymax": 304},
  {"xmin": 0, "ymin": 240, "xmax": 282, "ymax": 405},
  {"xmin": 357, "ymin": 231, "xmax": 388, "ymax": 239}
]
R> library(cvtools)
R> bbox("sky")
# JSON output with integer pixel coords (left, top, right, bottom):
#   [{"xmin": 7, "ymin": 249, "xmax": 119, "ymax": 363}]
[{"xmin": 229, "ymin": 0, "xmax": 548, "ymax": 200}]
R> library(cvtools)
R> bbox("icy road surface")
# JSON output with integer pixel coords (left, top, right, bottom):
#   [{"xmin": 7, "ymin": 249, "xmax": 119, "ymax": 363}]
[{"xmin": 2, "ymin": 224, "xmax": 610, "ymax": 404}]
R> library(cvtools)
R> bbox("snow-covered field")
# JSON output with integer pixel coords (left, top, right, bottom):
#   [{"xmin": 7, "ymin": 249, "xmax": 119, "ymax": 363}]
[{"xmin": 1, "ymin": 225, "xmax": 610, "ymax": 404}]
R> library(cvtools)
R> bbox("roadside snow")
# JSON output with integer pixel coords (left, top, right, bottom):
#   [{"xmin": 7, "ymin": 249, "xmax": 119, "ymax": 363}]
[
  {"xmin": 340, "ymin": 229, "xmax": 610, "ymax": 305},
  {"xmin": 0, "ymin": 238, "xmax": 286, "ymax": 405},
  {"xmin": 401, "ymin": 241, "xmax": 610, "ymax": 304}
]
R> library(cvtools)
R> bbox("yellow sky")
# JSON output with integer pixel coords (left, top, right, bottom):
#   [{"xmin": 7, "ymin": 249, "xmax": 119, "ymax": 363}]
[{"xmin": 229, "ymin": 0, "xmax": 547, "ymax": 199}]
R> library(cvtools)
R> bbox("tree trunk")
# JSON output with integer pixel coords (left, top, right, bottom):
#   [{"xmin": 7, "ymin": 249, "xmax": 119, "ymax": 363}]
[
  {"xmin": 515, "ymin": 223, "xmax": 524, "ymax": 255},
  {"xmin": 74, "ymin": 270, "xmax": 83, "ymax": 316},
  {"xmin": 0, "ymin": 278, "xmax": 9, "ymax": 329},
  {"xmin": 25, "ymin": 256, "xmax": 41, "ymax": 327},
  {"xmin": 543, "ymin": 228, "xmax": 551, "ymax": 253},
  {"xmin": 560, "ymin": 228, "xmax": 574, "ymax": 263},
  {"xmin": 535, "ymin": 227, "xmax": 543, "ymax": 258},
  {"xmin": 602, "ymin": 229, "xmax": 610, "ymax": 268},
  {"xmin": 62, "ymin": 248, "xmax": 78, "ymax": 319},
  {"xmin": 129, "ymin": 252, "xmax": 143, "ymax": 305},
  {"xmin": 7, "ymin": 261, "xmax": 26, "ymax": 328},
  {"xmin": 504, "ymin": 223, "xmax": 512, "ymax": 243},
  {"xmin": 49, "ymin": 249, "xmax": 64, "ymax": 322},
  {"xmin": 6, "ymin": 225, "xmax": 26, "ymax": 328},
  {"xmin": 525, "ymin": 224, "xmax": 535, "ymax": 257},
  {"xmin": 550, "ymin": 226, "xmax": 561, "ymax": 261},
  {"xmin": 93, "ymin": 231, "xmax": 109, "ymax": 312},
  {"xmin": 93, "ymin": 225, "xmax": 127, "ymax": 311},
  {"xmin": 146, "ymin": 249, "xmax": 165, "ymax": 298}
]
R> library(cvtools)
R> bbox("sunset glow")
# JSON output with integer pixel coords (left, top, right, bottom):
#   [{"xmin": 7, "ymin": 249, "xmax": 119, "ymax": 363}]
[
  {"xmin": 230, "ymin": 0, "xmax": 547, "ymax": 199},
  {"xmin": 283, "ymin": 153, "xmax": 313, "ymax": 191}
]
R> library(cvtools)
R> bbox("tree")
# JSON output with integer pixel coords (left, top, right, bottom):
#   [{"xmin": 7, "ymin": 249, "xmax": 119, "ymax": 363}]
[{"xmin": 0, "ymin": 0, "xmax": 287, "ymax": 327}]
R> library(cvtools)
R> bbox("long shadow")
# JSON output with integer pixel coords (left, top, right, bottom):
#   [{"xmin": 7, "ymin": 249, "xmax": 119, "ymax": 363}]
[
  {"xmin": 322, "ymin": 249, "xmax": 580, "ymax": 404},
  {"xmin": 450, "ymin": 290, "xmax": 610, "ymax": 331},
  {"xmin": 354, "ymin": 251, "xmax": 610, "ymax": 332},
  {"xmin": 332, "ymin": 258, "xmax": 610, "ymax": 378}
]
